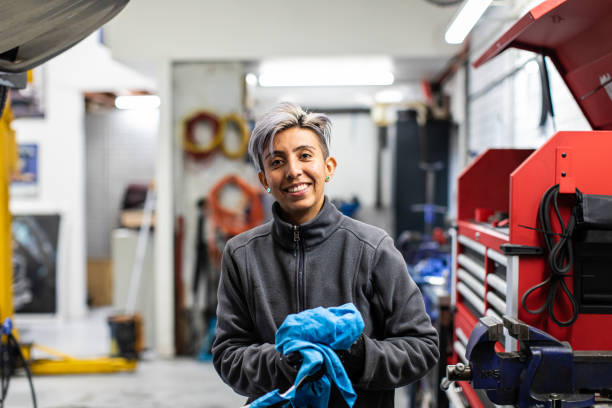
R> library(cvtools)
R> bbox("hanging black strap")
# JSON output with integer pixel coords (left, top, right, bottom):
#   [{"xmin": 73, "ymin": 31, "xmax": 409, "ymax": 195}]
[{"xmin": 521, "ymin": 184, "xmax": 579, "ymax": 327}]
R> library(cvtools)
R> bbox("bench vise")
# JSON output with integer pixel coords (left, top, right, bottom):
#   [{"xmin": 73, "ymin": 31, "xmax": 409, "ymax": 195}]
[{"xmin": 441, "ymin": 316, "xmax": 612, "ymax": 407}]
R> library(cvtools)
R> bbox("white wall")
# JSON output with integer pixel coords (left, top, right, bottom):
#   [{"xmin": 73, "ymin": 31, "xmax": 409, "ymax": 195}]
[
  {"xmin": 11, "ymin": 70, "xmax": 87, "ymax": 319},
  {"xmin": 86, "ymin": 110, "xmax": 159, "ymax": 259},
  {"xmin": 325, "ymin": 113, "xmax": 379, "ymax": 207},
  {"xmin": 443, "ymin": 66, "xmax": 466, "ymax": 221},
  {"xmin": 467, "ymin": 45, "xmax": 589, "ymax": 155},
  {"xmin": 154, "ymin": 59, "xmax": 175, "ymax": 357},
  {"xmin": 10, "ymin": 33, "xmax": 155, "ymax": 320}
]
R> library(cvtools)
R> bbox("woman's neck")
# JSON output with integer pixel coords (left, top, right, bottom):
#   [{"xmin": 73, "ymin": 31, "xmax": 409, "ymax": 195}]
[{"xmin": 279, "ymin": 200, "xmax": 325, "ymax": 226}]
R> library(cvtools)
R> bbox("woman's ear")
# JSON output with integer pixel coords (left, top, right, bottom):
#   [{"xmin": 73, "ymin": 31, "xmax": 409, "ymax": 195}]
[
  {"xmin": 258, "ymin": 171, "xmax": 268, "ymax": 190},
  {"xmin": 325, "ymin": 156, "xmax": 337, "ymax": 178}
]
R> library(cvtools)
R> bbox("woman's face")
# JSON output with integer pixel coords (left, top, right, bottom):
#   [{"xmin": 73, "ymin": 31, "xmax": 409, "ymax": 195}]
[{"xmin": 258, "ymin": 127, "xmax": 336, "ymax": 225}]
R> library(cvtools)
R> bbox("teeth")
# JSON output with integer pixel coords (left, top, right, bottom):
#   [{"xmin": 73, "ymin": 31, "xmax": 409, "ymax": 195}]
[{"xmin": 288, "ymin": 184, "xmax": 308, "ymax": 193}]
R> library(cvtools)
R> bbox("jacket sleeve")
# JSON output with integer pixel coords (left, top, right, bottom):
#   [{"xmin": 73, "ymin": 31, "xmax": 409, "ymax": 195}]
[
  {"xmin": 357, "ymin": 235, "xmax": 440, "ymax": 390},
  {"xmin": 212, "ymin": 244, "xmax": 297, "ymax": 397}
]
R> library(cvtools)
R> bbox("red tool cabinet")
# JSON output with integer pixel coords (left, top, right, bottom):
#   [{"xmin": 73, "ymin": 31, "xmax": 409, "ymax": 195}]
[{"xmin": 449, "ymin": 0, "xmax": 612, "ymax": 406}]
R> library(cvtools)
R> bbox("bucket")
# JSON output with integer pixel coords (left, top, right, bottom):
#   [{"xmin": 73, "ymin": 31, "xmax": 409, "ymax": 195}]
[{"xmin": 108, "ymin": 313, "xmax": 143, "ymax": 359}]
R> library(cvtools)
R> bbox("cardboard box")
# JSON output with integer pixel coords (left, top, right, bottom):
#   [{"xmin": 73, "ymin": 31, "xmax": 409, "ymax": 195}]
[{"xmin": 87, "ymin": 259, "xmax": 112, "ymax": 306}]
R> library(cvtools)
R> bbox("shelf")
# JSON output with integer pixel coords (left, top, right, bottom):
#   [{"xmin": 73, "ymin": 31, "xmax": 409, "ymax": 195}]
[
  {"xmin": 487, "ymin": 291, "xmax": 507, "ymax": 316},
  {"xmin": 453, "ymin": 340, "xmax": 467, "ymax": 364},
  {"xmin": 454, "ymin": 229, "xmax": 513, "ymax": 360},
  {"xmin": 458, "ymin": 269, "xmax": 485, "ymax": 297},
  {"xmin": 457, "ymin": 254, "xmax": 485, "ymax": 281},
  {"xmin": 487, "ymin": 273, "xmax": 507, "ymax": 295},
  {"xmin": 455, "ymin": 303, "xmax": 478, "ymax": 338},
  {"xmin": 455, "ymin": 326, "xmax": 469, "ymax": 346},
  {"xmin": 458, "ymin": 234, "xmax": 486, "ymax": 255},
  {"xmin": 486, "ymin": 308, "xmax": 502, "ymax": 322},
  {"xmin": 458, "ymin": 282, "xmax": 485, "ymax": 315},
  {"xmin": 487, "ymin": 248, "xmax": 508, "ymax": 267}
]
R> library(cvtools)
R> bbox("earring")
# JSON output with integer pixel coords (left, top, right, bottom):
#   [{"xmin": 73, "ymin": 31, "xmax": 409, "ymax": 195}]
[
  {"xmin": 266, "ymin": 187, "xmax": 271, "ymax": 193},
  {"xmin": 325, "ymin": 176, "xmax": 330, "ymax": 182}
]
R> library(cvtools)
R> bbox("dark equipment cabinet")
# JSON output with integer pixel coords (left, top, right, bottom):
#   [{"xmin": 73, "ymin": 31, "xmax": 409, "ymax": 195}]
[{"xmin": 394, "ymin": 110, "xmax": 451, "ymax": 238}]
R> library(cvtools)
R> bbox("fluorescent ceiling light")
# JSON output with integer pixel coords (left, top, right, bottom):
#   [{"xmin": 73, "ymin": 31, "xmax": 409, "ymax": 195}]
[
  {"xmin": 245, "ymin": 73, "xmax": 258, "ymax": 86},
  {"xmin": 445, "ymin": 0, "xmax": 492, "ymax": 45},
  {"xmin": 257, "ymin": 58, "xmax": 394, "ymax": 87},
  {"xmin": 259, "ymin": 70, "xmax": 394, "ymax": 87},
  {"xmin": 115, "ymin": 95, "xmax": 160, "ymax": 110}
]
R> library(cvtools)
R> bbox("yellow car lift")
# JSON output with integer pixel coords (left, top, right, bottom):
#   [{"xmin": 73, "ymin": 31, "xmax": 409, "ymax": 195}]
[
  {"xmin": 1, "ymin": 96, "xmax": 137, "ymax": 375},
  {"xmin": 25, "ymin": 344, "xmax": 137, "ymax": 375},
  {"xmin": 1, "ymin": 95, "xmax": 17, "ymax": 327}
]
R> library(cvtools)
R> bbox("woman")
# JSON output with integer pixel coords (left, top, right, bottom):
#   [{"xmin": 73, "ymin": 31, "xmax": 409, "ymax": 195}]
[{"xmin": 212, "ymin": 103, "xmax": 439, "ymax": 407}]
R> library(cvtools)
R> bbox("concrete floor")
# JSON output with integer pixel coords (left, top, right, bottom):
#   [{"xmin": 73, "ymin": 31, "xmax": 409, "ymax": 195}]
[
  {"xmin": 7, "ymin": 309, "xmax": 409, "ymax": 407},
  {"xmin": 5, "ymin": 358, "xmax": 245, "ymax": 408},
  {"xmin": 6, "ymin": 361, "xmax": 411, "ymax": 407},
  {"xmin": 9, "ymin": 309, "xmax": 244, "ymax": 407}
]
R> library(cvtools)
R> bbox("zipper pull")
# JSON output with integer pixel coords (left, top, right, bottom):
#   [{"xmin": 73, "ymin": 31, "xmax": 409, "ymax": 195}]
[
  {"xmin": 293, "ymin": 225, "xmax": 300, "ymax": 242},
  {"xmin": 293, "ymin": 225, "xmax": 299, "ymax": 257}
]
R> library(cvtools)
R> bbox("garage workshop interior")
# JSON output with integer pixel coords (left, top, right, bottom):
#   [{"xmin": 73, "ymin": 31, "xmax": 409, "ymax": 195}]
[{"xmin": 1, "ymin": 0, "xmax": 612, "ymax": 407}]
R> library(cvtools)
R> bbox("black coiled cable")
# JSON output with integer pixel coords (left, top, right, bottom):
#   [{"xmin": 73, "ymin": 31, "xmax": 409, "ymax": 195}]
[
  {"xmin": 0, "ymin": 325, "xmax": 37, "ymax": 408},
  {"xmin": 521, "ymin": 184, "xmax": 579, "ymax": 327}
]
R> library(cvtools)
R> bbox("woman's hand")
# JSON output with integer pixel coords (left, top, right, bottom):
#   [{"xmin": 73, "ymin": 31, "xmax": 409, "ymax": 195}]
[
  {"xmin": 335, "ymin": 333, "xmax": 366, "ymax": 381},
  {"xmin": 280, "ymin": 351, "xmax": 303, "ymax": 369}
]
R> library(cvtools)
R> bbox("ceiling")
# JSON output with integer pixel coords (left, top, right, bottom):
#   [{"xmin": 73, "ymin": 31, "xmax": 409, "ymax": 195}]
[{"xmin": 102, "ymin": 0, "xmax": 463, "ymax": 84}]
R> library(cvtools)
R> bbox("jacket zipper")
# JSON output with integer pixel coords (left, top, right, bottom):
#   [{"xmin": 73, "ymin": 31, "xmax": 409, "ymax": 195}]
[{"xmin": 293, "ymin": 225, "xmax": 305, "ymax": 311}]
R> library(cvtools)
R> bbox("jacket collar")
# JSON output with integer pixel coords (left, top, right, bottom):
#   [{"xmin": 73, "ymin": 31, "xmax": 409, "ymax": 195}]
[{"xmin": 272, "ymin": 197, "xmax": 344, "ymax": 250}]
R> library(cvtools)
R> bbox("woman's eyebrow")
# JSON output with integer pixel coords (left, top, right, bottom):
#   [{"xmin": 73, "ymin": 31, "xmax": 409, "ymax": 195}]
[
  {"xmin": 264, "ymin": 145, "xmax": 315, "ymax": 159},
  {"xmin": 263, "ymin": 150, "xmax": 285, "ymax": 159},
  {"xmin": 293, "ymin": 145, "xmax": 316, "ymax": 152}
]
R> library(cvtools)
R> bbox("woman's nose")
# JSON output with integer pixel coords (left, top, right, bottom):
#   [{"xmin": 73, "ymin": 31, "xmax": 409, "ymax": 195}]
[{"xmin": 285, "ymin": 158, "xmax": 302, "ymax": 179}]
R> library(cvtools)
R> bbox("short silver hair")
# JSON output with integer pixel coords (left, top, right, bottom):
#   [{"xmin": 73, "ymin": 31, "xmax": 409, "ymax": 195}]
[{"xmin": 248, "ymin": 102, "xmax": 331, "ymax": 172}]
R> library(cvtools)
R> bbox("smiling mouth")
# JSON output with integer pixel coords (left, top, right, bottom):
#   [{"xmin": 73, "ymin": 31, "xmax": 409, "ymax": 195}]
[{"xmin": 284, "ymin": 183, "xmax": 310, "ymax": 193}]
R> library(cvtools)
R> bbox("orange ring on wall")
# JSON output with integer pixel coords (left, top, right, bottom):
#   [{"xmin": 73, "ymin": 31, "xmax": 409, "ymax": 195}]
[{"xmin": 208, "ymin": 175, "xmax": 264, "ymax": 237}]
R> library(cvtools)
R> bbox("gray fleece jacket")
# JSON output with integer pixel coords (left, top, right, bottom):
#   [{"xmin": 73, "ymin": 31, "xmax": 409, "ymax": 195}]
[{"xmin": 212, "ymin": 198, "xmax": 439, "ymax": 407}]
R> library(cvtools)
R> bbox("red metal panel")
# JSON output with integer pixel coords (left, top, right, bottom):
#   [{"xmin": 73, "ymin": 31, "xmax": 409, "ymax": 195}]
[
  {"xmin": 456, "ymin": 303, "xmax": 478, "ymax": 337},
  {"xmin": 473, "ymin": 0, "xmax": 612, "ymax": 130},
  {"xmin": 458, "ymin": 149, "xmax": 534, "ymax": 222},
  {"xmin": 510, "ymin": 131, "xmax": 612, "ymax": 245},
  {"xmin": 530, "ymin": 0, "xmax": 565, "ymax": 19},
  {"xmin": 555, "ymin": 146, "xmax": 574, "ymax": 193},
  {"xmin": 474, "ymin": 0, "xmax": 582, "ymax": 67},
  {"xmin": 459, "ymin": 381, "xmax": 485, "ymax": 408},
  {"xmin": 510, "ymin": 131, "xmax": 612, "ymax": 350},
  {"xmin": 458, "ymin": 293, "xmax": 506, "ymax": 356},
  {"xmin": 452, "ymin": 304, "xmax": 478, "ymax": 366}
]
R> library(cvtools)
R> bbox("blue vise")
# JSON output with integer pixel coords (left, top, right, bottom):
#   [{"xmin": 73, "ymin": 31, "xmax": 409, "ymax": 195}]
[{"xmin": 442, "ymin": 316, "xmax": 612, "ymax": 407}]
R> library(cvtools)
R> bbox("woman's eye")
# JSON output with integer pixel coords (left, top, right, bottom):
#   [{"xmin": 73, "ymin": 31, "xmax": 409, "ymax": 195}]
[{"xmin": 271, "ymin": 159, "xmax": 282, "ymax": 167}]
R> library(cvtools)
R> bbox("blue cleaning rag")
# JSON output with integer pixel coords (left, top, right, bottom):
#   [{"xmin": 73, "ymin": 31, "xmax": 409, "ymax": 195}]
[{"xmin": 249, "ymin": 303, "xmax": 364, "ymax": 408}]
